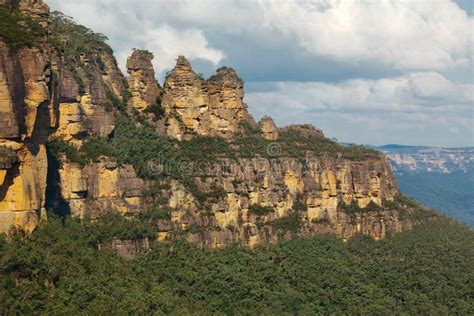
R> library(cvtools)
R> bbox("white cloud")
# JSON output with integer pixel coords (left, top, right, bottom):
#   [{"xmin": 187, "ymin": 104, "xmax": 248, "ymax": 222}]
[
  {"xmin": 248, "ymin": 72, "xmax": 473, "ymax": 111},
  {"xmin": 259, "ymin": 0, "xmax": 473, "ymax": 71},
  {"xmin": 125, "ymin": 23, "xmax": 224, "ymax": 73},
  {"xmin": 246, "ymin": 72, "xmax": 474, "ymax": 146},
  {"xmin": 48, "ymin": 0, "xmax": 473, "ymax": 74},
  {"xmin": 47, "ymin": 0, "xmax": 225, "ymax": 74}
]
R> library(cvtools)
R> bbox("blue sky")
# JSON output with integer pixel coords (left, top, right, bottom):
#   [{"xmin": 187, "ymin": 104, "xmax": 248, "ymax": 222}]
[{"xmin": 48, "ymin": 0, "xmax": 473, "ymax": 147}]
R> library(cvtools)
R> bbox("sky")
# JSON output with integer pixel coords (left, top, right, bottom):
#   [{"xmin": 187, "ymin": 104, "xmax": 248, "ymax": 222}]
[{"xmin": 47, "ymin": 0, "xmax": 474, "ymax": 147}]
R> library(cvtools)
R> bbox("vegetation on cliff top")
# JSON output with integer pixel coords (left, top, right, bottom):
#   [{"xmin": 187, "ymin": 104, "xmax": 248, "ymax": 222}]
[
  {"xmin": 49, "ymin": 11, "xmax": 122, "ymax": 98},
  {"xmin": 50, "ymin": 11, "xmax": 112, "ymax": 62},
  {"xmin": 0, "ymin": 216, "xmax": 472, "ymax": 314},
  {"xmin": 0, "ymin": 6, "xmax": 45, "ymax": 50},
  {"xmin": 234, "ymin": 122, "xmax": 381, "ymax": 161}
]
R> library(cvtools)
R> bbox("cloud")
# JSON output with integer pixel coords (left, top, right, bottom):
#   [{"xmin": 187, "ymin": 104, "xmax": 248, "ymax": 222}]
[
  {"xmin": 45, "ymin": 0, "xmax": 473, "ymax": 146},
  {"xmin": 247, "ymin": 72, "xmax": 473, "ymax": 112},
  {"xmin": 123, "ymin": 23, "xmax": 224, "ymax": 73},
  {"xmin": 246, "ymin": 72, "xmax": 473, "ymax": 146},
  {"xmin": 259, "ymin": 0, "xmax": 473, "ymax": 71},
  {"xmin": 48, "ymin": 0, "xmax": 473, "ymax": 76},
  {"xmin": 47, "ymin": 0, "xmax": 225, "ymax": 74}
]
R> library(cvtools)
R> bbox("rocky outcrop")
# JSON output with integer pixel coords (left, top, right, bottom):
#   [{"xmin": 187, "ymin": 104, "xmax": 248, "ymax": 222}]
[
  {"xmin": 18, "ymin": 0, "xmax": 49, "ymax": 19},
  {"xmin": 55, "ymin": 159, "xmax": 144, "ymax": 219},
  {"xmin": 161, "ymin": 56, "xmax": 210, "ymax": 140},
  {"xmin": 206, "ymin": 66, "xmax": 255, "ymax": 138},
  {"xmin": 126, "ymin": 49, "xmax": 162, "ymax": 111},
  {"xmin": 259, "ymin": 116, "xmax": 279, "ymax": 141},
  {"xmin": 99, "ymin": 238, "xmax": 150, "ymax": 259},
  {"xmin": 0, "ymin": 6, "xmax": 53, "ymax": 233},
  {"xmin": 162, "ymin": 57, "xmax": 254, "ymax": 140},
  {"xmin": 149, "ymin": 154, "xmax": 401, "ymax": 247}
]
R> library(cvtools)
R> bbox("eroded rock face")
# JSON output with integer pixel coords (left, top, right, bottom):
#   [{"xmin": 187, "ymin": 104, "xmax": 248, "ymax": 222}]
[
  {"xmin": 126, "ymin": 49, "xmax": 162, "ymax": 111},
  {"xmin": 18, "ymin": 0, "xmax": 50, "ymax": 20},
  {"xmin": 161, "ymin": 56, "xmax": 209, "ymax": 140},
  {"xmin": 99, "ymin": 238, "xmax": 150, "ymax": 259},
  {"xmin": 0, "ymin": 4, "xmax": 127, "ymax": 233},
  {"xmin": 207, "ymin": 66, "xmax": 255, "ymax": 138},
  {"xmin": 162, "ymin": 57, "xmax": 255, "ymax": 140},
  {"xmin": 0, "ymin": 39, "xmax": 53, "ymax": 233},
  {"xmin": 150, "ymin": 154, "xmax": 401, "ymax": 247},
  {"xmin": 53, "ymin": 51, "xmax": 125, "ymax": 144},
  {"xmin": 0, "ymin": 42, "xmax": 25, "ymax": 139},
  {"xmin": 54, "ymin": 102, "xmax": 117, "ymax": 145},
  {"xmin": 0, "ymin": 145, "xmax": 47, "ymax": 233},
  {"xmin": 0, "ymin": 0, "xmax": 13, "ymax": 10},
  {"xmin": 56, "ymin": 159, "xmax": 144, "ymax": 219},
  {"xmin": 259, "ymin": 116, "xmax": 279, "ymax": 141}
]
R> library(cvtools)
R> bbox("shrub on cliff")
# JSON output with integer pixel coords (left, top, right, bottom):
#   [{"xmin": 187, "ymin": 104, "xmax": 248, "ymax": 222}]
[
  {"xmin": 277, "ymin": 128, "xmax": 381, "ymax": 161},
  {"xmin": 47, "ymin": 137, "xmax": 114, "ymax": 166},
  {"xmin": 269, "ymin": 212, "xmax": 301, "ymax": 233},
  {"xmin": 47, "ymin": 138, "xmax": 86, "ymax": 166},
  {"xmin": 249, "ymin": 204, "xmax": 275, "ymax": 216},
  {"xmin": 144, "ymin": 99, "xmax": 165, "ymax": 119},
  {"xmin": 232, "ymin": 122, "xmax": 381, "ymax": 161},
  {"xmin": 104, "ymin": 88, "xmax": 127, "ymax": 112},
  {"xmin": 293, "ymin": 194, "xmax": 308, "ymax": 211},
  {"xmin": 0, "ymin": 146, "xmax": 17, "ymax": 167},
  {"xmin": 338, "ymin": 200, "xmax": 363, "ymax": 214},
  {"xmin": 0, "ymin": 7, "xmax": 45, "ymax": 50}
]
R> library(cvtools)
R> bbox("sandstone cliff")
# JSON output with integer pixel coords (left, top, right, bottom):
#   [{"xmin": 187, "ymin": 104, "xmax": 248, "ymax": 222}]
[
  {"xmin": 162, "ymin": 57, "xmax": 255, "ymax": 140},
  {"xmin": 126, "ymin": 49, "xmax": 162, "ymax": 112},
  {"xmin": 0, "ymin": 0, "xmax": 127, "ymax": 232},
  {"xmin": 0, "ymin": 1, "xmax": 51, "ymax": 233},
  {"xmin": 0, "ymin": 1, "xmax": 433, "ymax": 248}
]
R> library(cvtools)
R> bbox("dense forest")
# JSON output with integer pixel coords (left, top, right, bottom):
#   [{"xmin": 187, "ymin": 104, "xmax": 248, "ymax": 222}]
[
  {"xmin": 1, "ymin": 215, "xmax": 472, "ymax": 314},
  {"xmin": 397, "ymin": 172, "xmax": 474, "ymax": 227}
]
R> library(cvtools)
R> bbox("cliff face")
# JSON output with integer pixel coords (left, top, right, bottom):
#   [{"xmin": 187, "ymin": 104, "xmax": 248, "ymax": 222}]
[
  {"xmin": 152, "ymin": 155, "xmax": 403, "ymax": 248},
  {"xmin": 0, "ymin": 0, "xmax": 52, "ymax": 233},
  {"xmin": 0, "ymin": 0, "xmax": 127, "ymax": 232},
  {"xmin": 0, "ymin": 1, "xmax": 427, "ymax": 247},
  {"xmin": 56, "ymin": 160, "xmax": 144, "ymax": 218},
  {"xmin": 126, "ymin": 49, "xmax": 162, "ymax": 112},
  {"xmin": 162, "ymin": 57, "xmax": 255, "ymax": 140}
]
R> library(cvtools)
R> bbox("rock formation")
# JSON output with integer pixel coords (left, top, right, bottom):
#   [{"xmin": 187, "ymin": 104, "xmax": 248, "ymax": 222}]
[
  {"xmin": 161, "ymin": 57, "xmax": 255, "ymax": 140},
  {"xmin": 259, "ymin": 116, "xmax": 279, "ymax": 140},
  {"xmin": 206, "ymin": 66, "xmax": 255, "ymax": 138},
  {"xmin": 0, "ymin": 1, "xmax": 431, "ymax": 248},
  {"xmin": 126, "ymin": 49, "xmax": 162, "ymax": 112},
  {"xmin": 0, "ymin": 1, "xmax": 52, "ymax": 233}
]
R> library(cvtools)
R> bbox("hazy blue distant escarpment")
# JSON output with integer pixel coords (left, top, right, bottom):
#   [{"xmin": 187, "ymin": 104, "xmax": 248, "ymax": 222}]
[{"xmin": 376, "ymin": 145, "xmax": 474, "ymax": 226}]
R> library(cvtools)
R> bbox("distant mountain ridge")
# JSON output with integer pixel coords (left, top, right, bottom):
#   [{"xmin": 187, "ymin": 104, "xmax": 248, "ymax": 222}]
[
  {"xmin": 371, "ymin": 144, "xmax": 474, "ymax": 226},
  {"xmin": 380, "ymin": 145, "xmax": 474, "ymax": 174},
  {"xmin": 344, "ymin": 144, "xmax": 474, "ymax": 174}
]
